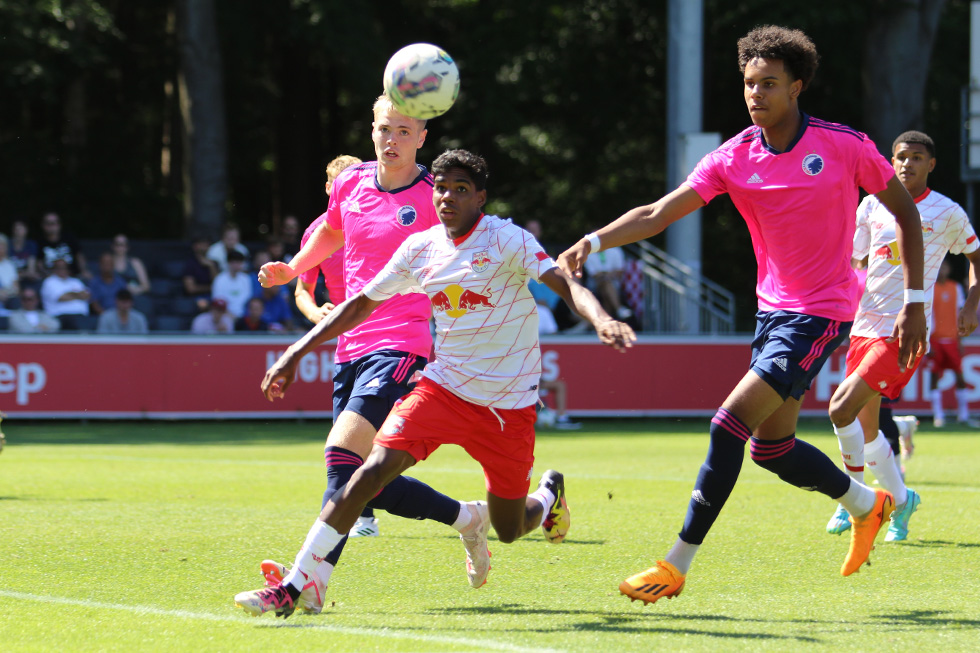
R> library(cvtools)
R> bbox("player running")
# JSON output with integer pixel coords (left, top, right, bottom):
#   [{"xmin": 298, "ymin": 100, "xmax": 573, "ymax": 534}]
[
  {"xmin": 256, "ymin": 97, "xmax": 486, "ymax": 612},
  {"xmin": 826, "ymin": 130, "xmax": 980, "ymax": 541},
  {"xmin": 928, "ymin": 259, "xmax": 979, "ymax": 428},
  {"xmin": 559, "ymin": 25, "xmax": 927, "ymax": 603},
  {"xmin": 235, "ymin": 149, "xmax": 635, "ymax": 618}
]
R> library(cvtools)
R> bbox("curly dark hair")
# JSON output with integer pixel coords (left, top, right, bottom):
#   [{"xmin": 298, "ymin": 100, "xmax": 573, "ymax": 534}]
[
  {"xmin": 737, "ymin": 25, "xmax": 820, "ymax": 91},
  {"xmin": 431, "ymin": 149, "xmax": 489, "ymax": 190},
  {"xmin": 892, "ymin": 130, "xmax": 935, "ymax": 158}
]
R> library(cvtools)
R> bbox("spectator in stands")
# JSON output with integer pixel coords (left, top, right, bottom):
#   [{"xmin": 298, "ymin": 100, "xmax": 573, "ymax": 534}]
[
  {"xmin": 207, "ymin": 223, "xmax": 250, "ymax": 272},
  {"xmin": 183, "ymin": 236, "xmax": 217, "ymax": 311},
  {"xmin": 0, "ymin": 234, "xmax": 19, "ymax": 309},
  {"xmin": 235, "ymin": 297, "xmax": 269, "ymax": 332},
  {"xmin": 9, "ymin": 219, "xmax": 39, "ymax": 287},
  {"xmin": 8, "ymin": 287, "xmax": 60, "ymax": 333},
  {"xmin": 97, "ymin": 288, "xmax": 148, "ymax": 334},
  {"xmin": 88, "ymin": 251, "xmax": 127, "ymax": 315},
  {"xmin": 110, "ymin": 233, "xmax": 151, "ymax": 296},
  {"xmin": 37, "ymin": 212, "xmax": 87, "ymax": 279},
  {"xmin": 211, "ymin": 249, "xmax": 251, "ymax": 318},
  {"xmin": 525, "ymin": 219, "xmax": 543, "ymax": 242},
  {"xmin": 266, "ymin": 238, "xmax": 289, "ymax": 266},
  {"xmin": 281, "ymin": 215, "xmax": 302, "ymax": 258},
  {"xmin": 584, "ymin": 245, "xmax": 633, "ymax": 321},
  {"xmin": 40, "ymin": 258, "xmax": 90, "ymax": 329},
  {"xmin": 191, "ymin": 297, "xmax": 234, "ymax": 334},
  {"xmin": 256, "ymin": 283, "xmax": 295, "ymax": 331}
]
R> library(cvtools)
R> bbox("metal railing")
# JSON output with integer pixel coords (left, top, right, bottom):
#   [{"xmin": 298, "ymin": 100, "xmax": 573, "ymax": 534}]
[{"xmin": 623, "ymin": 240, "xmax": 735, "ymax": 333}]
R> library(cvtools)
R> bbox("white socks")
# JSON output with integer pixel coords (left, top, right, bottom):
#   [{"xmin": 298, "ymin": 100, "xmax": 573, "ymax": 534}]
[
  {"xmin": 956, "ymin": 388, "xmax": 970, "ymax": 422},
  {"xmin": 833, "ymin": 420, "xmax": 865, "ymax": 483},
  {"xmin": 529, "ymin": 485, "xmax": 556, "ymax": 517},
  {"xmin": 837, "ymin": 477, "xmax": 877, "ymax": 518},
  {"xmin": 931, "ymin": 388, "xmax": 944, "ymax": 422},
  {"xmin": 664, "ymin": 538, "xmax": 699, "ymax": 575},
  {"xmin": 283, "ymin": 520, "xmax": 342, "ymax": 591},
  {"xmin": 451, "ymin": 501, "xmax": 473, "ymax": 532},
  {"xmin": 865, "ymin": 431, "xmax": 908, "ymax": 507}
]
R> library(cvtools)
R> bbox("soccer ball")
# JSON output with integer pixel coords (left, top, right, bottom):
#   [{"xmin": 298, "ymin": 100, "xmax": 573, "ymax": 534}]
[{"xmin": 383, "ymin": 43, "xmax": 460, "ymax": 120}]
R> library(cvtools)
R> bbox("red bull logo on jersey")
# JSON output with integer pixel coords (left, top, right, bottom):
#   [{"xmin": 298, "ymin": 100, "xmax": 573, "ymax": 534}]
[
  {"xmin": 873, "ymin": 241, "xmax": 901, "ymax": 266},
  {"xmin": 921, "ymin": 222, "xmax": 934, "ymax": 234},
  {"xmin": 430, "ymin": 284, "xmax": 495, "ymax": 318},
  {"xmin": 471, "ymin": 250, "xmax": 491, "ymax": 273}
]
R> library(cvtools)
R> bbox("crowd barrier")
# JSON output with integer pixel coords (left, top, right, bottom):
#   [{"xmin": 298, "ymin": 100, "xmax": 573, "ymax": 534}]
[{"xmin": 2, "ymin": 335, "xmax": 979, "ymax": 419}]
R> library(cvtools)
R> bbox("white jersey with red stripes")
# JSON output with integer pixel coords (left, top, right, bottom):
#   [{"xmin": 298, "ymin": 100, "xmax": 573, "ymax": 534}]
[
  {"xmin": 852, "ymin": 188, "xmax": 978, "ymax": 338},
  {"xmin": 363, "ymin": 214, "xmax": 555, "ymax": 409}
]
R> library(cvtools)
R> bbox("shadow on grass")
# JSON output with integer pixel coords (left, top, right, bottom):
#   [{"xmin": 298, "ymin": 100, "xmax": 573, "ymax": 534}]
[
  {"xmin": 427, "ymin": 604, "xmax": 822, "ymax": 642},
  {"xmin": 0, "ymin": 495, "xmax": 108, "ymax": 502},
  {"xmin": 878, "ymin": 609, "xmax": 980, "ymax": 629},
  {"xmin": 895, "ymin": 539, "xmax": 980, "ymax": 549}
]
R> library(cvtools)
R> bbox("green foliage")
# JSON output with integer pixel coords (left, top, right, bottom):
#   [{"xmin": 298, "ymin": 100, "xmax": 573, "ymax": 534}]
[
  {"xmin": 0, "ymin": 1, "xmax": 972, "ymax": 315},
  {"xmin": 1, "ymin": 419, "xmax": 979, "ymax": 651}
]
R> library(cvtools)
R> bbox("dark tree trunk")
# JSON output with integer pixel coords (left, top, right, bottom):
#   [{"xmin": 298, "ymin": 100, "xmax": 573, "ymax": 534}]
[
  {"xmin": 177, "ymin": 0, "xmax": 228, "ymax": 240},
  {"xmin": 862, "ymin": 0, "xmax": 947, "ymax": 154}
]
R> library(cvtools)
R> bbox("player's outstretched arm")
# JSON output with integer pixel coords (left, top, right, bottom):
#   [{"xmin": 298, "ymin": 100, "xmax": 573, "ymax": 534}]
[
  {"xmin": 876, "ymin": 175, "xmax": 927, "ymax": 370},
  {"xmin": 958, "ymin": 249, "xmax": 980, "ymax": 337},
  {"xmin": 539, "ymin": 267, "xmax": 636, "ymax": 352},
  {"xmin": 557, "ymin": 185, "xmax": 705, "ymax": 279},
  {"xmin": 294, "ymin": 278, "xmax": 336, "ymax": 324},
  {"xmin": 258, "ymin": 223, "xmax": 344, "ymax": 288},
  {"xmin": 261, "ymin": 292, "xmax": 381, "ymax": 400}
]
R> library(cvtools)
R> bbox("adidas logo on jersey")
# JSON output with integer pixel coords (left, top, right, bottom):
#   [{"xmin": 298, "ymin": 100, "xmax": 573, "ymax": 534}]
[
  {"xmin": 747, "ymin": 173, "xmax": 764, "ymax": 184},
  {"xmin": 773, "ymin": 356, "xmax": 788, "ymax": 371}
]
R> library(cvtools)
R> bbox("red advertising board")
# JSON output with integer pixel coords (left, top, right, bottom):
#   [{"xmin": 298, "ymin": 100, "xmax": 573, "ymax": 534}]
[{"xmin": 1, "ymin": 335, "xmax": 977, "ymax": 418}]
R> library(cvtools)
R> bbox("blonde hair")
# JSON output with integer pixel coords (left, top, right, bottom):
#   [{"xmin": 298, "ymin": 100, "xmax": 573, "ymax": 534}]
[
  {"xmin": 325, "ymin": 155, "xmax": 363, "ymax": 183},
  {"xmin": 372, "ymin": 94, "xmax": 427, "ymax": 130}
]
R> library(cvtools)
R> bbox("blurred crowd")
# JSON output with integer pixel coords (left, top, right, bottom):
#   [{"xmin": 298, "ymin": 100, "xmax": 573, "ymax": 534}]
[{"xmin": 0, "ymin": 213, "xmax": 314, "ymax": 335}]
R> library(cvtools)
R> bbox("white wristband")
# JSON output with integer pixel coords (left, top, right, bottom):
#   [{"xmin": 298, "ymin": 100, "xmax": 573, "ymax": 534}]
[
  {"xmin": 585, "ymin": 232, "xmax": 601, "ymax": 253},
  {"xmin": 904, "ymin": 289, "xmax": 925, "ymax": 304}
]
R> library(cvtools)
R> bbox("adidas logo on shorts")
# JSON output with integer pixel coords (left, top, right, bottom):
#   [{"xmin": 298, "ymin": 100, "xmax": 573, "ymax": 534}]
[{"xmin": 773, "ymin": 356, "xmax": 788, "ymax": 372}]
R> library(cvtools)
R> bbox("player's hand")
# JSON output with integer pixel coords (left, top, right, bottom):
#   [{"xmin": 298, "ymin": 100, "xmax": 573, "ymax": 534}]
[
  {"xmin": 594, "ymin": 318, "xmax": 636, "ymax": 353},
  {"xmin": 957, "ymin": 306, "xmax": 979, "ymax": 338},
  {"xmin": 261, "ymin": 349, "xmax": 299, "ymax": 401},
  {"xmin": 310, "ymin": 302, "xmax": 336, "ymax": 324},
  {"xmin": 258, "ymin": 261, "xmax": 297, "ymax": 288},
  {"xmin": 888, "ymin": 302, "xmax": 927, "ymax": 372},
  {"xmin": 557, "ymin": 240, "xmax": 592, "ymax": 280}
]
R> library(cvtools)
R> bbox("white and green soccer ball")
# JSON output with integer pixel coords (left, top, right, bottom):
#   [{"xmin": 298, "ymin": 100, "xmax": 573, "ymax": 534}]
[{"xmin": 383, "ymin": 43, "xmax": 460, "ymax": 120}]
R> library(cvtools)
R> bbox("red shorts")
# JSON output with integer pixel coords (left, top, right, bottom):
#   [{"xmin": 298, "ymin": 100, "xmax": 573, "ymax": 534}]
[
  {"xmin": 845, "ymin": 336, "xmax": 922, "ymax": 400},
  {"xmin": 929, "ymin": 338, "xmax": 962, "ymax": 375},
  {"xmin": 375, "ymin": 378, "xmax": 536, "ymax": 500}
]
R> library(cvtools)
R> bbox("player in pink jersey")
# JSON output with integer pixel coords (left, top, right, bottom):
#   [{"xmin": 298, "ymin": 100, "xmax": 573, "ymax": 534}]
[
  {"xmin": 293, "ymin": 155, "xmax": 360, "ymax": 327},
  {"xmin": 825, "ymin": 130, "xmax": 980, "ymax": 542},
  {"xmin": 234, "ymin": 149, "xmax": 635, "ymax": 618},
  {"xmin": 560, "ymin": 26, "xmax": 928, "ymax": 604},
  {"xmin": 253, "ymin": 97, "xmax": 486, "ymax": 613}
]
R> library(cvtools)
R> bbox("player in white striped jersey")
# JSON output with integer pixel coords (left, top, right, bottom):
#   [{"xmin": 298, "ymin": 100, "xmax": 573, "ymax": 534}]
[
  {"xmin": 237, "ymin": 150, "xmax": 634, "ymax": 617},
  {"xmin": 826, "ymin": 131, "xmax": 980, "ymax": 541}
]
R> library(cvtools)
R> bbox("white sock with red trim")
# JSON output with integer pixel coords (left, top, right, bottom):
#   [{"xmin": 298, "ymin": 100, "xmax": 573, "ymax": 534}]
[{"xmin": 833, "ymin": 419, "xmax": 865, "ymax": 483}]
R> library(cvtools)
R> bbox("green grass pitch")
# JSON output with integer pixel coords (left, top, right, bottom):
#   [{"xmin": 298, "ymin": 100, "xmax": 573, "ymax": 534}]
[{"xmin": 1, "ymin": 418, "xmax": 978, "ymax": 652}]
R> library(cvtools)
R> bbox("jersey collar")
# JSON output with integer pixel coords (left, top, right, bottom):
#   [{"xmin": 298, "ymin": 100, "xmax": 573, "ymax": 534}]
[
  {"xmin": 374, "ymin": 164, "xmax": 429, "ymax": 194},
  {"xmin": 758, "ymin": 111, "xmax": 809, "ymax": 155},
  {"xmin": 912, "ymin": 188, "xmax": 932, "ymax": 204},
  {"xmin": 452, "ymin": 213, "xmax": 485, "ymax": 246}
]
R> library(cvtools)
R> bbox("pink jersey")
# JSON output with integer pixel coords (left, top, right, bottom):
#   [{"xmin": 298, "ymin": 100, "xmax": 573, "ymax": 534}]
[
  {"xmin": 326, "ymin": 162, "xmax": 439, "ymax": 363},
  {"xmin": 299, "ymin": 213, "xmax": 345, "ymax": 305},
  {"xmin": 364, "ymin": 215, "xmax": 555, "ymax": 409},
  {"xmin": 686, "ymin": 114, "xmax": 895, "ymax": 321},
  {"xmin": 852, "ymin": 188, "xmax": 979, "ymax": 338}
]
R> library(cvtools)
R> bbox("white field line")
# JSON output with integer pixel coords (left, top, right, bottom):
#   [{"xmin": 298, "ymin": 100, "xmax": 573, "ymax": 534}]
[{"xmin": 0, "ymin": 590, "xmax": 562, "ymax": 653}]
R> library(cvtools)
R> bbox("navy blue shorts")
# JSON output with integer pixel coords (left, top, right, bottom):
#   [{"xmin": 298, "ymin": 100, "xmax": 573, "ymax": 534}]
[
  {"xmin": 332, "ymin": 349, "xmax": 427, "ymax": 430},
  {"xmin": 750, "ymin": 310, "xmax": 850, "ymax": 401}
]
